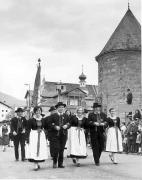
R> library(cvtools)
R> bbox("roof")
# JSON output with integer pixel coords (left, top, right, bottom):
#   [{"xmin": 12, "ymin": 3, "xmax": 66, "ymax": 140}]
[
  {"xmin": 0, "ymin": 91, "xmax": 26, "ymax": 108},
  {"xmin": 52, "ymin": 87, "xmax": 87, "ymax": 98},
  {"xmin": 41, "ymin": 81, "xmax": 98, "ymax": 99},
  {"xmin": 0, "ymin": 101, "xmax": 12, "ymax": 109},
  {"xmin": 96, "ymin": 9, "xmax": 141, "ymax": 59}
]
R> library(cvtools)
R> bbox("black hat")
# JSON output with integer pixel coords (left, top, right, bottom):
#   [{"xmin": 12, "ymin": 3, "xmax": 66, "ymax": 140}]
[
  {"xmin": 127, "ymin": 112, "xmax": 132, "ymax": 117},
  {"xmin": 49, "ymin": 106, "xmax": 56, "ymax": 112},
  {"xmin": 15, "ymin": 108, "xmax": 24, "ymax": 113},
  {"xmin": 55, "ymin": 102, "xmax": 66, "ymax": 108},
  {"xmin": 93, "ymin": 103, "xmax": 101, "ymax": 108},
  {"xmin": 84, "ymin": 109, "xmax": 88, "ymax": 113}
]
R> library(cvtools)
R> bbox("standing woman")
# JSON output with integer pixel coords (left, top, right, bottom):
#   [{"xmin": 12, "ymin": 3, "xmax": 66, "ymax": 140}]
[
  {"xmin": 67, "ymin": 106, "xmax": 87, "ymax": 167},
  {"xmin": 27, "ymin": 106, "xmax": 48, "ymax": 171},
  {"xmin": 106, "ymin": 108, "xmax": 123, "ymax": 164},
  {"xmin": 0, "ymin": 121, "xmax": 10, "ymax": 152}
]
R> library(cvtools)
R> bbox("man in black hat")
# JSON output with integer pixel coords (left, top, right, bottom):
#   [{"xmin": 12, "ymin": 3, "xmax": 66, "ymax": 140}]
[
  {"xmin": 88, "ymin": 103, "xmax": 107, "ymax": 166},
  {"xmin": 10, "ymin": 108, "xmax": 27, "ymax": 161},
  {"xmin": 43, "ymin": 106, "xmax": 56, "ymax": 158},
  {"xmin": 48, "ymin": 102, "xmax": 70, "ymax": 168}
]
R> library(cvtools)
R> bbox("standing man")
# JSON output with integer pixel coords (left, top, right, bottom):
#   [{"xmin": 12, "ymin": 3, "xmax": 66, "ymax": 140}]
[
  {"xmin": 10, "ymin": 108, "xmax": 27, "ymax": 161},
  {"xmin": 43, "ymin": 106, "xmax": 56, "ymax": 158},
  {"xmin": 49, "ymin": 102, "xmax": 70, "ymax": 168},
  {"xmin": 88, "ymin": 103, "xmax": 107, "ymax": 166}
]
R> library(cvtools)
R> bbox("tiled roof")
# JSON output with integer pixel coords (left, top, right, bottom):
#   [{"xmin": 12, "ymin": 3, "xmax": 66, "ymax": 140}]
[
  {"xmin": 41, "ymin": 81, "xmax": 98, "ymax": 98},
  {"xmin": 96, "ymin": 9, "xmax": 141, "ymax": 59},
  {"xmin": 0, "ymin": 91, "xmax": 25, "ymax": 108}
]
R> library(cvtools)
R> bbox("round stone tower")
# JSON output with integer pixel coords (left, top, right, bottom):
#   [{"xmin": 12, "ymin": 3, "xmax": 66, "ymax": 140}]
[{"xmin": 96, "ymin": 8, "xmax": 141, "ymax": 120}]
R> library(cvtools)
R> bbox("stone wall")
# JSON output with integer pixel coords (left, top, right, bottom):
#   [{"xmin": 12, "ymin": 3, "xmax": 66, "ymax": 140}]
[{"xmin": 97, "ymin": 50, "xmax": 141, "ymax": 121}]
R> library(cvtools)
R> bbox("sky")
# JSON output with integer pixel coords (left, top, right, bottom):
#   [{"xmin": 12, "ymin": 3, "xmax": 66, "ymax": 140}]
[{"xmin": 0, "ymin": 0, "xmax": 141, "ymax": 100}]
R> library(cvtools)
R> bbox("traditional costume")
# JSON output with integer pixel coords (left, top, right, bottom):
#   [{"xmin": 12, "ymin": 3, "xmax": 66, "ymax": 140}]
[
  {"xmin": 0, "ymin": 122, "xmax": 10, "ymax": 151},
  {"xmin": 106, "ymin": 117, "xmax": 123, "ymax": 153},
  {"xmin": 27, "ymin": 115, "xmax": 48, "ymax": 162},
  {"xmin": 10, "ymin": 108, "xmax": 27, "ymax": 161},
  {"xmin": 48, "ymin": 102, "xmax": 70, "ymax": 168},
  {"xmin": 67, "ymin": 115, "xmax": 87, "ymax": 159},
  {"xmin": 88, "ymin": 103, "xmax": 107, "ymax": 166}
]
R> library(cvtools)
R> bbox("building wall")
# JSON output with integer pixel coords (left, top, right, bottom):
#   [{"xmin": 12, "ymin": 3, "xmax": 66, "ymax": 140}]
[
  {"xmin": 97, "ymin": 50, "xmax": 141, "ymax": 120},
  {"xmin": 0, "ymin": 103, "xmax": 11, "ymax": 122}
]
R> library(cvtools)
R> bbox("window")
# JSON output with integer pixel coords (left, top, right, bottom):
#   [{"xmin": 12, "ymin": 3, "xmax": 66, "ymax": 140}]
[
  {"xmin": 2, "ymin": 110, "xmax": 4, "ymax": 112},
  {"xmin": 70, "ymin": 98, "xmax": 78, "ymax": 106}
]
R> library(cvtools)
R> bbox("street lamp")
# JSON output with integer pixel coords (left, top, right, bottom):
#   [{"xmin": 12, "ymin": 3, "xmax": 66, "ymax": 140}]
[{"xmin": 24, "ymin": 83, "xmax": 31, "ymax": 118}]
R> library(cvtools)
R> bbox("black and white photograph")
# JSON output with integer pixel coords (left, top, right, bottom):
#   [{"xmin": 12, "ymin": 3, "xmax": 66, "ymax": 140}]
[{"xmin": 0, "ymin": 0, "xmax": 141, "ymax": 179}]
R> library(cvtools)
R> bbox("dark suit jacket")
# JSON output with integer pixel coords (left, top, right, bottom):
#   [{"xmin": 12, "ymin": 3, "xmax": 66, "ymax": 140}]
[
  {"xmin": 88, "ymin": 112, "xmax": 107, "ymax": 134},
  {"xmin": 48, "ymin": 113, "xmax": 70, "ymax": 138},
  {"xmin": 10, "ymin": 116, "xmax": 27, "ymax": 135}
]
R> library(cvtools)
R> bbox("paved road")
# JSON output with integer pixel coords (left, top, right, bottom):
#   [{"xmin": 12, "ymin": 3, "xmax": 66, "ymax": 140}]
[{"xmin": 0, "ymin": 146, "xmax": 142, "ymax": 180}]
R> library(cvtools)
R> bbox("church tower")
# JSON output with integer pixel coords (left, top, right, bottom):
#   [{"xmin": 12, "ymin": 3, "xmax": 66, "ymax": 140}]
[
  {"xmin": 96, "ymin": 8, "xmax": 141, "ymax": 119},
  {"xmin": 79, "ymin": 65, "xmax": 87, "ymax": 87}
]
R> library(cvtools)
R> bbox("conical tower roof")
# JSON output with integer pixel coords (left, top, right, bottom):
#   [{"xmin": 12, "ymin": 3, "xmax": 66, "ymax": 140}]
[{"xmin": 96, "ymin": 9, "xmax": 141, "ymax": 59}]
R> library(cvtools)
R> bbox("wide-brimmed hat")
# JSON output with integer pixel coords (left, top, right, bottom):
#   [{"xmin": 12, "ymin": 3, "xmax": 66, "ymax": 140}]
[
  {"xmin": 55, "ymin": 102, "xmax": 66, "ymax": 108},
  {"xmin": 93, "ymin": 103, "xmax": 102, "ymax": 108},
  {"xmin": 15, "ymin": 108, "xmax": 24, "ymax": 113},
  {"xmin": 49, "ymin": 106, "xmax": 56, "ymax": 112},
  {"xmin": 84, "ymin": 109, "xmax": 88, "ymax": 113}
]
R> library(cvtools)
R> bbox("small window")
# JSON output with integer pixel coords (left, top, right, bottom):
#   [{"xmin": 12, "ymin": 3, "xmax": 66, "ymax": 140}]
[
  {"xmin": 2, "ymin": 110, "xmax": 4, "ymax": 112},
  {"xmin": 61, "ymin": 85, "xmax": 64, "ymax": 90},
  {"xmin": 1, "ymin": 114, "xmax": 4, "ymax": 117},
  {"xmin": 6, "ymin": 110, "xmax": 8, "ymax": 112}
]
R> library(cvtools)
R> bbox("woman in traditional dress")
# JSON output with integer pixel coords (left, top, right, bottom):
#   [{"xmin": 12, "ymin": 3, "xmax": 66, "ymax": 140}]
[
  {"xmin": 0, "ymin": 121, "xmax": 10, "ymax": 152},
  {"xmin": 27, "ymin": 106, "xmax": 48, "ymax": 170},
  {"xmin": 106, "ymin": 108, "xmax": 123, "ymax": 164},
  {"xmin": 67, "ymin": 106, "xmax": 87, "ymax": 167}
]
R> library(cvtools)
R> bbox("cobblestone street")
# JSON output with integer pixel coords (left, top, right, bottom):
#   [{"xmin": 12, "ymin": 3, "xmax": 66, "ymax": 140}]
[{"xmin": 0, "ymin": 146, "xmax": 142, "ymax": 179}]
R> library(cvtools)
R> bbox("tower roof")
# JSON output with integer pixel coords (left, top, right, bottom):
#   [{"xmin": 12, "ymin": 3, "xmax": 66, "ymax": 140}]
[
  {"xmin": 96, "ymin": 9, "xmax": 141, "ymax": 59},
  {"xmin": 79, "ymin": 72, "xmax": 86, "ymax": 81}
]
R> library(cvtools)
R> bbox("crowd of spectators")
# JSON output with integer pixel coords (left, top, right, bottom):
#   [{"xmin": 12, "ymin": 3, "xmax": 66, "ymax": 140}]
[{"xmin": 120, "ymin": 109, "xmax": 142, "ymax": 155}]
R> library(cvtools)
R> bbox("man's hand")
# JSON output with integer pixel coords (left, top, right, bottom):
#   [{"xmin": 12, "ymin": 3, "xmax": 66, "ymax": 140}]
[
  {"xmin": 55, "ymin": 126, "xmax": 60, "ymax": 131},
  {"xmin": 94, "ymin": 122, "xmax": 99, "ymax": 126},
  {"xmin": 62, "ymin": 125, "xmax": 68, "ymax": 129},
  {"xmin": 100, "ymin": 123, "xmax": 105, "ymax": 126},
  {"xmin": 21, "ymin": 129, "xmax": 25, "ymax": 134},
  {"xmin": 13, "ymin": 131, "xmax": 17, "ymax": 136}
]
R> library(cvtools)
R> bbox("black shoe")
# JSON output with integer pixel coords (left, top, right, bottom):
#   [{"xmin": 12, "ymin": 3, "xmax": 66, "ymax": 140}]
[
  {"xmin": 72, "ymin": 158, "xmax": 77, "ymax": 164},
  {"xmin": 76, "ymin": 163, "xmax": 80, "ymax": 167},
  {"xmin": 15, "ymin": 159, "xmax": 19, "ymax": 161},
  {"xmin": 21, "ymin": 159, "xmax": 25, "ymax": 162},
  {"xmin": 53, "ymin": 163, "xmax": 57, "ymax": 168},
  {"xmin": 58, "ymin": 165, "xmax": 65, "ymax": 168},
  {"xmin": 95, "ymin": 163, "xmax": 100, "ymax": 166}
]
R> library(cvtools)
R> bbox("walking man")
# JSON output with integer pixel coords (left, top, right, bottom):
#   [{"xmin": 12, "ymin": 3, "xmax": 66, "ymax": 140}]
[
  {"xmin": 88, "ymin": 103, "xmax": 107, "ymax": 166},
  {"xmin": 10, "ymin": 108, "xmax": 27, "ymax": 161},
  {"xmin": 48, "ymin": 102, "xmax": 70, "ymax": 168}
]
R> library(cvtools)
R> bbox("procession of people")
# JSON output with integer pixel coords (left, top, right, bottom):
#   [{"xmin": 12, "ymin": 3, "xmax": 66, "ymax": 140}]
[{"xmin": 1, "ymin": 101, "xmax": 142, "ymax": 171}]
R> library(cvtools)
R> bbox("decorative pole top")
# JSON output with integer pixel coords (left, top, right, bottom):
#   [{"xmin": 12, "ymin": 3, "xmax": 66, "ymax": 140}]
[
  {"xmin": 38, "ymin": 58, "xmax": 41, "ymax": 64},
  {"xmin": 82, "ymin": 64, "xmax": 84, "ymax": 73},
  {"xmin": 128, "ymin": 0, "xmax": 130, "ymax": 10}
]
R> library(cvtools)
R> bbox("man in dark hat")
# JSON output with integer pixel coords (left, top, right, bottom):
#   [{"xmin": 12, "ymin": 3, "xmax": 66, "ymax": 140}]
[
  {"xmin": 48, "ymin": 102, "xmax": 70, "ymax": 168},
  {"xmin": 88, "ymin": 103, "xmax": 107, "ymax": 166},
  {"xmin": 10, "ymin": 108, "xmax": 27, "ymax": 161},
  {"xmin": 43, "ymin": 106, "xmax": 56, "ymax": 158}
]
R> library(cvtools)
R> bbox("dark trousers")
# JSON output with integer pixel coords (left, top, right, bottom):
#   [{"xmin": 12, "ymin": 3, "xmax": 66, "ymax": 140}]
[
  {"xmin": 90, "ymin": 132, "xmax": 104, "ymax": 164},
  {"xmin": 13, "ymin": 134, "xmax": 25, "ymax": 160},
  {"xmin": 50, "ymin": 134, "xmax": 67, "ymax": 166}
]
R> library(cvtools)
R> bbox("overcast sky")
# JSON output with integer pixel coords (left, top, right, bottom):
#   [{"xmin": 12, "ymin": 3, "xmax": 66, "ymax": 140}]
[{"xmin": 0, "ymin": 0, "xmax": 141, "ymax": 100}]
